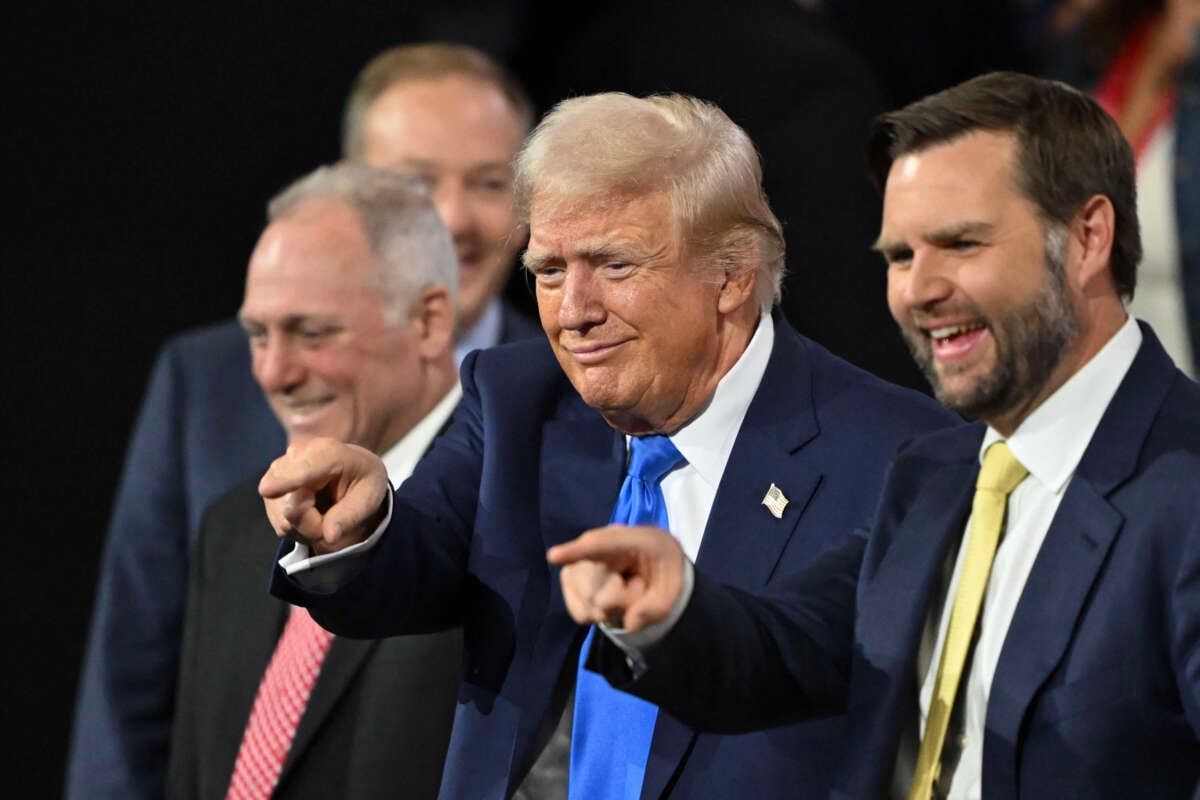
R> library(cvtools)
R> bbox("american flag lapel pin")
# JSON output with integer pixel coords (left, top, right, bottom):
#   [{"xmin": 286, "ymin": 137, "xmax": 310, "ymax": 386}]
[{"xmin": 761, "ymin": 483, "xmax": 788, "ymax": 519}]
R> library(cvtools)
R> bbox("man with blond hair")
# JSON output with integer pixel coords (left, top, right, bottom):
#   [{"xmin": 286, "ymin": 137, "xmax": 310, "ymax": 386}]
[
  {"xmin": 68, "ymin": 42, "xmax": 537, "ymax": 800},
  {"xmin": 261, "ymin": 92, "xmax": 953, "ymax": 799}
]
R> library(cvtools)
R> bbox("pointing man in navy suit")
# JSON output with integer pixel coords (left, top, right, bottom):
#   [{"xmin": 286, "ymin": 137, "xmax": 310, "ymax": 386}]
[
  {"xmin": 259, "ymin": 92, "xmax": 953, "ymax": 799},
  {"xmin": 551, "ymin": 72, "xmax": 1200, "ymax": 798}
]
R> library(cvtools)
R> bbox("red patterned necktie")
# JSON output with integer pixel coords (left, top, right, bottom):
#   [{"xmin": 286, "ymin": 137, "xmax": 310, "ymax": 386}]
[{"xmin": 225, "ymin": 606, "xmax": 335, "ymax": 800}]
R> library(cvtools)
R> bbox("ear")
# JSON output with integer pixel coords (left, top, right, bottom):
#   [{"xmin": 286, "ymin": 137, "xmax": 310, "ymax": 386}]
[
  {"xmin": 1068, "ymin": 194, "xmax": 1117, "ymax": 293},
  {"xmin": 716, "ymin": 265, "xmax": 759, "ymax": 315},
  {"xmin": 409, "ymin": 284, "xmax": 455, "ymax": 360}
]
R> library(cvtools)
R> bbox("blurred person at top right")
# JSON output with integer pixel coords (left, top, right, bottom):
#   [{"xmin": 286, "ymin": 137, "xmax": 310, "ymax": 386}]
[{"xmin": 1035, "ymin": 0, "xmax": 1199, "ymax": 376}]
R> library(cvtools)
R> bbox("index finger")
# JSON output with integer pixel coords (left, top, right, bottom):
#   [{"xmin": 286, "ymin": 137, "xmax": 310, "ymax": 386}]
[
  {"xmin": 547, "ymin": 525, "xmax": 640, "ymax": 567},
  {"xmin": 259, "ymin": 445, "xmax": 340, "ymax": 499}
]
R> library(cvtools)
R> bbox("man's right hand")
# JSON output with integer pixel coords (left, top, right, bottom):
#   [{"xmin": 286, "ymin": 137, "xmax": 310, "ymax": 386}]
[
  {"xmin": 547, "ymin": 524, "xmax": 687, "ymax": 632},
  {"xmin": 259, "ymin": 437, "xmax": 389, "ymax": 554}
]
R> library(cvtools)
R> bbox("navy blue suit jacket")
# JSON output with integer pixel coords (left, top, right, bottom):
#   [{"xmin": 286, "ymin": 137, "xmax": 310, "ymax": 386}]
[
  {"xmin": 69, "ymin": 303, "xmax": 541, "ymax": 799},
  {"xmin": 598, "ymin": 325, "xmax": 1200, "ymax": 797},
  {"xmin": 272, "ymin": 315, "xmax": 954, "ymax": 799}
]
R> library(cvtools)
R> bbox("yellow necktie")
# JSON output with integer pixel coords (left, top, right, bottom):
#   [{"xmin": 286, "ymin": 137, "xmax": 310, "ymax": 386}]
[{"xmin": 908, "ymin": 442, "xmax": 1028, "ymax": 800}]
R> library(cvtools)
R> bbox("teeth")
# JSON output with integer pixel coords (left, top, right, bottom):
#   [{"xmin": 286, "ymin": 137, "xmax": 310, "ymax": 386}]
[
  {"xmin": 929, "ymin": 323, "xmax": 982, "ymax": 341},
  {"xmin": 287, "ymin": 400, "xmax": 330, "ymax": 415}
]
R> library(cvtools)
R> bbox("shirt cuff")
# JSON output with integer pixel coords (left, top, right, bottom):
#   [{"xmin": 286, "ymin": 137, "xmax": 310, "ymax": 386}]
[
  {"xmin": 278, "ymin": 483, "xmax": 394, "ymax": 576},
  {"xmin": 597, "ymin": 552, "xmax": 694, "ymax": 676}
]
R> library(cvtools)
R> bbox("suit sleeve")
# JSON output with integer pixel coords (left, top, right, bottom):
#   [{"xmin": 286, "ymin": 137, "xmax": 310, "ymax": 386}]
[
  {"xmin": 270, "ymin": 351, "xmax": 487, "ymax": 638},
  {"xmin": 587, "ymin": 529, "xmax": 866, "ymax": 733},
  {"xmin": 66, "ymin": 342, "xmax": 192, "ymax": 800}
]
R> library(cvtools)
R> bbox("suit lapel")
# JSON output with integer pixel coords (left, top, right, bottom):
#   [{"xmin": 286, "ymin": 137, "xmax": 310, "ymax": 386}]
[
  {"xmin": 844, "ymin": 440, "xmax": 979, "ymax": 800},
  {"xmin": 640, "ymin": 321, "xmax": 818, "ymax": 799},
  {"xmin": 981, "ymin": 483, "xmax": 1122, "ymax": 795},
  {"xmin": 982, "ymin": 326, "xmax": 1178, "ymax": 795},
  {"xmin": 279, "ymin": 636, "xmax": 378, "ymax": 784},
  {"xmin": 502, "ymin": 395, "xmax": 623, "ymax": 795},
  {"xmin": 201, "ymin": 487, "xmax": 291, "ymax": 792},
  {"xmin": 539, "ymin": 402, "xmax": 625, "ymax": 552},
  {"xmin": 693, "ymin": 412, "xmax": 819, "ymax": 591},
  {"xmin": 694, "ymin": 318, "xmax": 819, "ymax": 590},
  {"xmin": 856, "ymin": 458, "xmax": 976, "ymax": 675}
]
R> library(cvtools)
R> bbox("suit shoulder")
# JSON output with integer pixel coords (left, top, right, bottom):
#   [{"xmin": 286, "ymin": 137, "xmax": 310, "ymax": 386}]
[
  {"xmin": 147, "ymin": 318, "xmax": 280, "ymax": 446},
  {"xmin": 893, "ymin": 420, "xmax": 984, "ymax": 458},
  {"xmin": 460, "ymin": 336, "xmax": 588, "ymax": 427},
  {"xmin": 153, "ymin": 319, "xmax": 258, "ymax": 401},
  {"xmin": 465, "ymin": 335, "xmax": 565, "ymax": 393},
  {"xmin": 1151, "ymin": 373, "xmax": 1200, "ymax": 448},
  {"xmin": 798, "ymin": 330, "xmax": 956, "ymax": 432},
  {"xmin": 1128, "ymin": 374, "xmax": 1200, "ymax": 506},
  {"xmin": 162, "ymin": 319, "xmax": 250, "ymax": 364},
  {"xmin": 499, "ymin": 300, "xmax": 542, "ymax": 343}
]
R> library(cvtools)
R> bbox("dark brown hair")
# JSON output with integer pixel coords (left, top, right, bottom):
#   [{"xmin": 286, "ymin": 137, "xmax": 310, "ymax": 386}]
[{"xmin": 867, "ymin": 71, "xmax": 1140, "ymax": 298}]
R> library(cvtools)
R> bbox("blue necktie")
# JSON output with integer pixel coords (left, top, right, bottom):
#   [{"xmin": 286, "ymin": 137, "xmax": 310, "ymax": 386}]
[{"xmin": 569, "ymin": 434, "xmax": 685, "ymax": 800}]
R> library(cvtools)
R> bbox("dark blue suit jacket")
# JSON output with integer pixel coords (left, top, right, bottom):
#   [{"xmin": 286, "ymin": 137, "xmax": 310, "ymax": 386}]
[
  {"xmin": 68, "ymin": 304, "xmax": 541, "ymax": 799},
  {"xmin": 598, "ymin": 325, "xmax": 1200, "ymax": 797},
  {"xmin": 272, "ymin": 315, "xmax": 954, "ymax": 799}
]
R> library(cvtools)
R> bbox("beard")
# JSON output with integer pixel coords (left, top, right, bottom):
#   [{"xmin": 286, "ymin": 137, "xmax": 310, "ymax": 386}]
[{"xmin": 902, "ymin": 228, "xmax": 1081, "ymax": 422}]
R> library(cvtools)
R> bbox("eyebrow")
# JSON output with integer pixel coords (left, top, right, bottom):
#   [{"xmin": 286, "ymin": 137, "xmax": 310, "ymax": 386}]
[
  {"xmin": 522, "ymin": 239, "xmax": 647, "ymax": 271},
  {"xmin": 925, "ymin": 221, "xmax": 995, "ymax": 245},
  {"xmin": 521, "ymin": 249, "xmax": 551, "ymax": 271},
  {"xmin": 872, "ymin": 220, "xmax": 996, "ymax": 253}
]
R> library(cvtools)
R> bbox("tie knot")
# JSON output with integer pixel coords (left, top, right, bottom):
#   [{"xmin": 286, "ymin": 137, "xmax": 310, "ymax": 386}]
[
  {"xmin": 977, "ymin": 441, "xmax": 1028, "ymax": 494},
  {"xmin": 627, "ymin": 435, "xmax": 684, "ymax": 485}
]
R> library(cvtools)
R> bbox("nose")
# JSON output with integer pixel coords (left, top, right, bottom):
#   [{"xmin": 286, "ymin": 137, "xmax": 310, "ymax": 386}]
[
  {"xmin": 252, "ymin": 333, "xmax": 304, "ymax": 394},
  {"xmin": 556, "ymin": 266, "xmax": 606, "ymax": 331},
  {"xmin": 893, "ymin": 249, "xmax": 954, "ymax": 313},
  {"xmin": 433, "ymin": 182, "xmax": 475, "ymax": 240}
]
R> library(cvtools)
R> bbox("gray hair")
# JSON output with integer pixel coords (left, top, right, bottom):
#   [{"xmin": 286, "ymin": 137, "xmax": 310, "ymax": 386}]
[
  {"xmin": 269, "ymin": 162, "xmax": 458, "ymax": 322},
  {"xmin": 514, "ymin": 92, "xmax": 785, "ymax": 312}
]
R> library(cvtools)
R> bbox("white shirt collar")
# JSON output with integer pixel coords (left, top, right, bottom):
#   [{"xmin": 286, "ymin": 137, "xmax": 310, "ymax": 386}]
[
  {"xmin": 454, "ymin": 298, "xmax": 504, "ymax": 367},
  {"xmin": 981, "ymin": 316, "xmax": 1141, "ymax": 493},
  {"xmin": 379, "ymin": 382, "xmax": 463, "ymax": 482},
  {"xmin": 668, "ymin": 313, "xmax": 775, "ymax": 489}
]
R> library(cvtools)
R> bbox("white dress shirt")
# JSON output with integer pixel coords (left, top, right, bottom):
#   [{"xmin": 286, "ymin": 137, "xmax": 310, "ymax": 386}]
[
  {"xmin": 660, "ymin": 312, "xmax": 774, "ymax": 561},
  {"xmin": 917, "ymin": 315, "xmax": 1141, "ymax": 798},
  {"xmin": 606, "ymin": 313, "xmax": 774, "ymax": 651}
]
